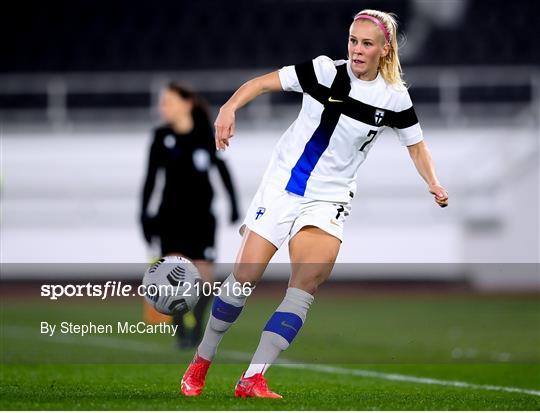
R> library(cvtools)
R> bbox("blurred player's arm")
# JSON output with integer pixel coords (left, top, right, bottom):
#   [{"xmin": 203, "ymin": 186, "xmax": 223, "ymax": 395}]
[
  {"xmin": 203, "ymin": 116, "xmax": 240, "ymax": 223},
  {"xmin": 215, "ymin": 71, "xmax": 282, "ymax": 150},
  {"xmin": 407, "ymin": 140, "xmax": 449, "ymax": 208},
  {"xmin": 140, "ymin": 139, "xmax": 160, "ymax": 242},
  {"xmin": 215, "ymin": 157, "xmax": 240, "ymax": 223}
]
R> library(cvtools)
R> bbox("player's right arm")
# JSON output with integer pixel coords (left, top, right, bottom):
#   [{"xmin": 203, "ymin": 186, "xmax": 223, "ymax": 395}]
[{"xmin": 215, "ymin": 71, "xmax": 282, "ymax": 150}]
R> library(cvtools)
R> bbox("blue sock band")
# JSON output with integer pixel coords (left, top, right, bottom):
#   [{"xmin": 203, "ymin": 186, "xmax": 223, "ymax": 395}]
[
  {"xmin": 263, "ymin": 311, "xmax": 303, "ymax": 344},
  {"xmin": 211, "ymin": 296, "xmax": 243, "ymax": 323}
]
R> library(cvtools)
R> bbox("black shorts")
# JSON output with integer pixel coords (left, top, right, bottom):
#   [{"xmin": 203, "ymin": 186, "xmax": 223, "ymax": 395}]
[{"xmin": 158, "ymin": 212, "xmax": 216, "ymax": 261}]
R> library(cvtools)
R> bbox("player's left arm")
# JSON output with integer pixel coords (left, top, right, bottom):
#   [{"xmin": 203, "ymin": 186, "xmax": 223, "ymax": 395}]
[
  {"xmin": 215, "ymin": 71, "xmax": 282, "ymax": 150},
  {"xmin": 407, "ymin": 140, "xmax": 449, "ymax": 208}
]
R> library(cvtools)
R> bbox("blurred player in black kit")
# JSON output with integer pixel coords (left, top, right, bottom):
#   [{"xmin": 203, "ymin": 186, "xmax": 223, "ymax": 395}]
[{"xmin": 140, "ymin": 82, "xmax": 239, "ymax": 348}]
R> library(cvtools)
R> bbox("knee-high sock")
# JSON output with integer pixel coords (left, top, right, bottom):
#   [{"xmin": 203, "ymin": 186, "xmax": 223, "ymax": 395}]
[
  {"xmin": 192, "ymin": 293, "xmax": 211, "ymax": 343},
  {"xmin": 244, "ymin": 287, "xmax": 314, "ymax": 377},
  {"xmin": 197, "ymin": 273, "xmax": 248, "ymax": 361}
]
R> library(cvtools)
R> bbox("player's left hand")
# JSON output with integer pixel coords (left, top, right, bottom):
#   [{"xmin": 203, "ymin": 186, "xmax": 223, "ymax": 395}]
[{"xmin": 428, "ymin": 184, "xmax": 449, "ymax": 208}]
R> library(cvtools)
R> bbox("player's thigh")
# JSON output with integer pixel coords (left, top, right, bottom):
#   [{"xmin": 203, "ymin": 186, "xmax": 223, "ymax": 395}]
[
  {"xmin": 288, "ymin": 226, "xmax": 341, "ymax": 294},
  {"xmin": 233, "ymin": 227, "xmax": 278, "ymax": 286}
]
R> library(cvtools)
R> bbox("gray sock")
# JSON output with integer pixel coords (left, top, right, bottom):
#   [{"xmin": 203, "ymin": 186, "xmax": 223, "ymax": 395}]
[
  {"xmin": 197, "ymin": 273, "xmax": 249, "ymax": 361},
  {"xmin": 244, "ymin": 287, "xmax": 314, "ymax": 377}
]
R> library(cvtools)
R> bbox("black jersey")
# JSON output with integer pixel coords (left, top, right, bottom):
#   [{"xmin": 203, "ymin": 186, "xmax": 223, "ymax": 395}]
[
  {"xmin": 151, "ymin": 121, "xmax": 216, "ymax": 212},
  {"xmin": 140, "ymin": 109, "xmax": 239, "ymax": 248}
]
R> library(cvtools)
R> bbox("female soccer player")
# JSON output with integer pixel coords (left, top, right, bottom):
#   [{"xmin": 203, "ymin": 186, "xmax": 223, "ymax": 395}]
[
  {"xmin": 181, "ymin": 9, "xmax": 448, "ymax": 397},
  {"xmin": 140, "ymin": 82, "xmax": 239, "ymax": 348}
]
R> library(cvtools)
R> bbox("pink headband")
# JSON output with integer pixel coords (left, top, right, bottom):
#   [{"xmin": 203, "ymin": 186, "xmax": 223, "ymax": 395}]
[{"xmin": 354, "ymin": 14, "xmax": 390, "ymax": 44}]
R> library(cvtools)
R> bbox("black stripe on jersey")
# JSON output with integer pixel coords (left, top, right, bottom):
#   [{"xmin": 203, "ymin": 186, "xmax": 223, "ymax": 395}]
[
  {"xmin": 295, "ymin": 60, "xmax": 419, "ymax": 129},
  {"xmin": 383, "ymin": 106, "xmax": 419, "ymax": 129},
  {"xmin": 329, "ymin": 62, "xmax": 351, "ymax": 100},
  {"xmin": 304, "ymin": 62, "xmax": 350, "ymax": 146},
  {"xmin": 317, "ymin": 62, "xmax": 350, "ymax": 134},
  {"xmin": 295, "ymin": 61, "xmax": 333, "ymax": 103},
  {"xmin": 340, "ymin": 97, "xmax": 418, "ymax": 129},
  {"xmin": 295, "ymin": 61, "xmax": 319, "ymax": 94}
]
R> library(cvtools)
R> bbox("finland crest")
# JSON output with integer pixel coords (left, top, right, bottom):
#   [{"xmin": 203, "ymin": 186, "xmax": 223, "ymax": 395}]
[
  {"xmin": 164, "ymin": 134, "xmax": 176, "ymax": 149},
  {"xmin": 374, "ymin": 109, "xmax": 385, "ymax": 126},
  {"xmin": 255, "ymin": 207, "xmax": 266, "ymax": 220}
]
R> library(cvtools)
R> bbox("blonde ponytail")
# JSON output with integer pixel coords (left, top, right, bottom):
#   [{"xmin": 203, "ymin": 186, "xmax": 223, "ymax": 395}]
[{"xmin": 354, "ymin": 9, "xmax": 405, "ymax": 89}]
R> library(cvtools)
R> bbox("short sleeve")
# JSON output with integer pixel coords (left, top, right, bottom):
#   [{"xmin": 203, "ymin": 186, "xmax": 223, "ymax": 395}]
[
  {"xmin": 278, "ymin": 64, "xmax": 301, "ymax": 92},
  {"xmin": 392, "ymin": 89, "xmax": 424, "ymax": 146},
  {"xmin": 278, "ymin": 55, "xmax": 337, "ymax": 93}
]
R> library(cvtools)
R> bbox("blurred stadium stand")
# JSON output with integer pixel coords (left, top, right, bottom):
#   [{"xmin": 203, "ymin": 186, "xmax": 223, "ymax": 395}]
[
  {"xmin": 1, "ymin": 0, "xmax": 538, "ymax": 125},
  {"xmin": 1, "ymin": 0, "xmax": 538, "ymax": 72},
  {"xmin": 1, "ymin": 0, "xmax": 538, "ymax": 290}
]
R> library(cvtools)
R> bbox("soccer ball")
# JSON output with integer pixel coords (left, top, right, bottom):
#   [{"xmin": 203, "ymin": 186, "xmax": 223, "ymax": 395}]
[{"xmin": 142, "ymin": 256, "xmax": 201, "ymax": 315}]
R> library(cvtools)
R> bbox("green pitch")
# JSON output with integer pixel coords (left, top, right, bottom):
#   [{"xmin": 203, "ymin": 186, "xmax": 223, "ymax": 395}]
[{"xmin": 1, "ymin": 295, "xmax": 539, "ymax": 410}]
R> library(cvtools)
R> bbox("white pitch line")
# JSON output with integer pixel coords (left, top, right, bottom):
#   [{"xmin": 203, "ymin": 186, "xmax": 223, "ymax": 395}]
[
  {"xmin": 210, "ymin": 349, "xmax": 540, "ymax": 398},
  {"xmin": 3, "ymin": 325, "xmax": 540, "ymax": 397},
  {"xmin": 279, "ymin": 363, "xmax": 540, "ymax": 398}
]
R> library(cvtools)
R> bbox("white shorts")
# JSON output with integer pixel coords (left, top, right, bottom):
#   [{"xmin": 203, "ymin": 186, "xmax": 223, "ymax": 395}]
[{"xmin": 240, "ymin": 182, "xmax": 352, "ymax": 248}]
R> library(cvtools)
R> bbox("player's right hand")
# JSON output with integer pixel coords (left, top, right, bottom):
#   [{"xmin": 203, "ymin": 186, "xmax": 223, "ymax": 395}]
[{"xmin": 214, "ymin": 105, "xmax": 236, "ymax": 151}]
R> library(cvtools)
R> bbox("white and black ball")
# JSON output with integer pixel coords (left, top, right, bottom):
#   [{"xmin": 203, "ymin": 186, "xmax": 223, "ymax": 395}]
[{"xmin": 142, "ymin": 256, "xmax": 201, "ymax": 315}]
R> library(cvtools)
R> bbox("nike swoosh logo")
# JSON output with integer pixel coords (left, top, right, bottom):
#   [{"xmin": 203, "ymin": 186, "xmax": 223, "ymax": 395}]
[
  {"xmin": 328, "ymin": 97, "xmax": 344, "ymax": 103},
  {"xmin": 281, "ymin": 321, "xmax": 298, "ymax": 333}
]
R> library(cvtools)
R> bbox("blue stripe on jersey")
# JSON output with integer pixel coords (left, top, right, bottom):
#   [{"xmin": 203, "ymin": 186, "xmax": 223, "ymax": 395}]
[
  {"xmin": 211, "ymin": 296, "xmax": 243, "ymax": 323},
  {"xmin": 285, "ymin": 115, "xmax": 337, "ymax": 196},
  {"xmin": 263, "ymin": 311, "xmax": 303, "ymax": 343}
]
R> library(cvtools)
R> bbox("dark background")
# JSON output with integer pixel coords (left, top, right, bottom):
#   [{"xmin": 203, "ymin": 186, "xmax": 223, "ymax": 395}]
[{"xmin": 2, "ymin": 0, "xmax": 538, "ymax": 73}]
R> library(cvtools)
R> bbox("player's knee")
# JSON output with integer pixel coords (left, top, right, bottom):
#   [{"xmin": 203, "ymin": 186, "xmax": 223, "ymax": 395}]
[{"xmin": 291, "ymin": 267, "xmax": 331, "ymax": 294}]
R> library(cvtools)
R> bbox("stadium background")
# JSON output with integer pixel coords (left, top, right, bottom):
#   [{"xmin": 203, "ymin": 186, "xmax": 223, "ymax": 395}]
[{"xmin": 1, "ymin": 0, "xmax": 539, "ymax": 410}]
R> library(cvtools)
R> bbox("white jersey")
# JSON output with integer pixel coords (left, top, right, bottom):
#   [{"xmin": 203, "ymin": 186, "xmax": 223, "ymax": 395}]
[{"xmin": 261, "ymin": 55, "xmax": 423, "ymax": 203}]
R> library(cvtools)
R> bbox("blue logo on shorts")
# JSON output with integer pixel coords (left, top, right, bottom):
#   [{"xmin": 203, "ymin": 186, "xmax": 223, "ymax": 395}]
[{"xmin": 255, "ymin": 207, "xmax": 266, "ymax": 220}]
